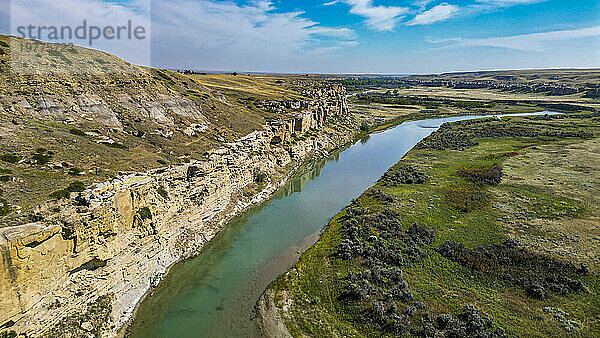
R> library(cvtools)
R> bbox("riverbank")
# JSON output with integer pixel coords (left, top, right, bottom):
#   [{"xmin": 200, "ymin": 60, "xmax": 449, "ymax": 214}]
[{"xmin": 259, "ymin": 111, "xmax": 600, "ymax": 336}]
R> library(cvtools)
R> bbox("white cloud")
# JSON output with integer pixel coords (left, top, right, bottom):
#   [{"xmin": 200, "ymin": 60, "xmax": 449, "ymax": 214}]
[
  {"xmin": 323, "ymin": 0, "xmax": 340, "ymax": 6},
  {"xmin": 407, "ymin": 3, "xmax": 459, "ymax": 26},
  {"xmin": 429, "ymin": 25, "xmax": 600, "ymax": 51},
  {"xmin": 339, "ymin": 0, "xmax": 409, "ymax": 31},
  {"xmin": 150, "ymin": 0, "xmax": 357, "ymax": 70}
]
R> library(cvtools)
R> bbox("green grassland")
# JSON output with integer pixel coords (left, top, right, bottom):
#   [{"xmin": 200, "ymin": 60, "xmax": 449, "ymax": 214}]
[{"xmin": 269, "ymin": 113, "xmax": 600, "ymax": 337}]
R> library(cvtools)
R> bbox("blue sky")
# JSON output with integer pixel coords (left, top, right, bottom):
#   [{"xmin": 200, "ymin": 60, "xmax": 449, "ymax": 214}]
[{"xmin": 2, "ymin": 0, "xmax": 599, "ymax": 73}]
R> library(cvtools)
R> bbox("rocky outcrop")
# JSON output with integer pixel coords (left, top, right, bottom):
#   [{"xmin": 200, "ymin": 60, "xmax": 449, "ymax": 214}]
[{"xmin": 0, "ymin": 91, "xmax": 354, "ymax": 336}]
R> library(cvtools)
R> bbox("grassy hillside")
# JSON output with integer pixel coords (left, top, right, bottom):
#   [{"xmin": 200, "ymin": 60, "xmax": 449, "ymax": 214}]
[
  {"xmin": 0, "ymin": 36, "xmax": 329, "ymax": 226},
  {"xmin": 269, "ymin": 112, "xmax": 600, "ymax": 337}
]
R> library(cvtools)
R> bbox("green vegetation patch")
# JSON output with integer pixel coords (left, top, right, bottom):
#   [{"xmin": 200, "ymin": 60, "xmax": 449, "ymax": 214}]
[
  {"xmin": 444, "ymin": 184, "xmax": 490, "ymax": 212},
  {"xmin": 0, "ymin": 154, "xmax": 20, "ymax": 164},
  {"xmin": 49, "ymin": 181, "xmax": 86, "ymax": 200},
  {"xmin": 457, "ymin": 163, "xmax": 503, "ymax": 185},
  {"xmin": 503, "ymin": 184, "xmax": 585, "ymax": 219},
  {"xmin": 0, "ymin": 198, "xmax": 11, "ymax": 216},
  {"xmin": 45, "ymin": 294, "xmax": 113, "ymax": 337},
  {"xmin": 157, "ymin": 186, "xmax": 168, "ymax": 199},
  {"xmin": 438, "ymin": 240, "xmax": 589, "ymax": 299},
  {"xmin": 31, "ymin": 153, "xmax": 52, "ymax": 165},
  {"xmin": 69, "ymin": 128, "xmax": 86, "ymax": 136},
  {"xmin": 137, "ymin": 206, "xmax": 152, "ymax": 221}
]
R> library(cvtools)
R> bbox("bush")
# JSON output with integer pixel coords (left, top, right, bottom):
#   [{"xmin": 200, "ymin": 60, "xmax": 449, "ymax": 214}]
[
  {"xmin": 367, "ymin": 189, "xmax": 395, "ymax": 203},
  {"xmin": 457, "ymin": 164, "xmax": 503, "ymax": 185},
  {"xmin": 381, "ymin": 164, "xmax": 428, "ymax": 186},
  {"xmin": 436, "ymin": 305, "xmax": 505, "ymax": 337},
  {"xmin": 49, "ymin": 189, "xmax": 70, "ymax": 199},
  {"xmin": 360, "ymin": 120, "xmax": 370, "ymax": 132},
  {"xmin": 32, "ymin": 153, "xmax": 52, "ymax": 165},
  {"xmin": 0, "ymin": 154, "xmax": 20, "ymax": 164},
  {"xmin": 137, "ymin": 207, "xmax": 152, "ymax": 220},
  {"xmin": 254, "ymin": 172, "xmax": 268, "ymax": 184},
  {"xmin": 69, "ymin": 128, "xmax": 86, "ymax": 136},
  {"xmin": 94, "ymin": 58, "xmax": 109, "ymax": 65},
  {"xmin": 0, "ymin": 331, "xmax": 17, "ymax": 338},
  {"xmin": 0, "ymin": 175, "xmax": 10, "ymax": 182},
  {"xmin": 157, "ymin": 186, "xmax": 168, "ymax": 199},
  {"xmin": 68, "ymin": 181, "xmax": 86, "ymax": 192},
  {"xmin": 49, "ymin": 181, "xmax": 86, "ymax": 200},
  {"xmin": 68, "ymin": 167, "xmax": 82, "ymax": 175}
]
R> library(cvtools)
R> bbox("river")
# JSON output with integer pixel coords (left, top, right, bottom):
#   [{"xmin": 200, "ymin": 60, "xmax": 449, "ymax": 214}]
[{"xmin": 128, "ymin": 111, "xmax": 556, "ymax": 337}]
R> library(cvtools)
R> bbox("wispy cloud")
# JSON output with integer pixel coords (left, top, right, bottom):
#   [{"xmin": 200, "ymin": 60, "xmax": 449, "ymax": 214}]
[
  {"xmin": 405, "ymin": 0, "xmax": 549, "ymax": 27},
  {"xmin": 407, "ymin": 3, "xmax": 459, "ymax": 26},
  {"xmin": 475, "ymin": 0, "xmax": 546, "ymax": 5},
  {"xmin": 334, "ymin": 0, "xmax": 409, "ymax": 31},
  {"xmin": 429, "ymin": 25, "xmax": 600, "ymax": 51},
  {"xmin": 466, "ymin": 0, "xmax": 549, "ymax": 15},
  {"xmin": 412, "ymin": 0, "xmax": 436, "ymax": 9},
  {"xmin": 150, "ymin": 0, "xmax": 357, "ymax": 70}
]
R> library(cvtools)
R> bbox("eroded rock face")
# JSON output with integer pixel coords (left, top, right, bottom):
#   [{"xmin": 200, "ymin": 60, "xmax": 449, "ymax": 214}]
[
  {"xmin": 0, "ymin": 92, "xmax": 354, "ymax": 337},
  {"xmin": 78, "ymin": 95, "xmax": 123, "ymax": 130}
]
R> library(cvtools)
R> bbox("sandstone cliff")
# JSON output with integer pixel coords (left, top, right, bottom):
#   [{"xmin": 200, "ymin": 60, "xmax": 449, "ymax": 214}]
[{"xmin": 0, "ymin": 89, "xmax": 354, "ymax": 337}]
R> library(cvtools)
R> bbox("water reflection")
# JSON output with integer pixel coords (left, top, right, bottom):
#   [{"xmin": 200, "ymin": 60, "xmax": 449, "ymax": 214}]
[{"xmin": 279, "ymin": 158, "xmax": 327, "ymax": 197}]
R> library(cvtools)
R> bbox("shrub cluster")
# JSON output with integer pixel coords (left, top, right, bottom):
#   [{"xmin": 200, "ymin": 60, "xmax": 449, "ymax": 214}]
[
  {"xmin": 0, "ymin": 197, "xmax": 10, "ymax": 216},
  {"xmin": 381, "ymin": 164, "xmax": 428, "ymax": 186},
  {"xmin": 0, "ymin": 154, "xmax": 20, "ymax": 164},
  {"xmin": 367, "ymin": 189, "xmax": 395, "ymax": 203},
  {"xmin": 417, "ymin": 118, "xmax": 591, "ymax": 151},
  {"xmin": 332, "ymin": 202, "xmax": 518, "ymax": 335},
  {"xmin": 457, "ymin": 164, "xmax": 503, "ymax": 185},
  {"xmin": 334, "ymin": 207, "xmax": 442, "ymax": 334},
  {"xmin": 438, "ymin": 240, "xmax": 589, "ymax": 299},
  {"xmin": 69, "ymin": 128, "xmax": 86, "ymax": 136},
  {"xmin": 436, "ymin": 305, "xmax": 506, "ymax": 337},
  {"xmin": 31, "ymin": 150, "xmax": 52, "ymax": 165}
]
